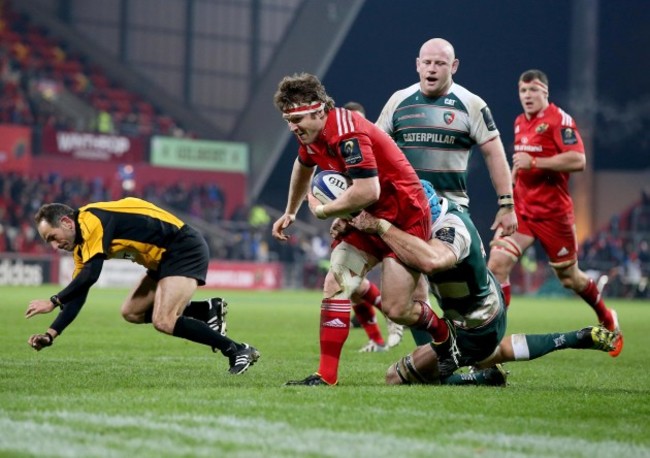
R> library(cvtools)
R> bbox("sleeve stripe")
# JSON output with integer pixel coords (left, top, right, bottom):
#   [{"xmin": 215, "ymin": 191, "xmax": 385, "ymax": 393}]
[
  {"xmin": 336, "ymin": 108, "xmax": 355, "ymax": 136},
  {"xmin": 558, "ymin": 108, "xmax": 574, "ymax": 127}
]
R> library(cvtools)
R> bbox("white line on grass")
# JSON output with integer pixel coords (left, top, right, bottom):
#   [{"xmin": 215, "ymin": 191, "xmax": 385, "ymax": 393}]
[{"xmin": 1, "ymin": 410, "xmax": 648, "ymax": 458}]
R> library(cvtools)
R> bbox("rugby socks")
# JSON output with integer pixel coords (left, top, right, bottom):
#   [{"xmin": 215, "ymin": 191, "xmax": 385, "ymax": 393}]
[
  {"xmin": 363, "ymin": 281, "xmax": 382, "ymax": 311},
  {"xmin": 352, "ymin": 302, "xmax": 385, "ymax": 345},
  {"xmin": 414, "ymin": 301, "xmax": 449, "ymax": 344},
  {"xmin": 182, "ymin": 300, "xmax": 210, "ymax": 321},
  {"xmin": 578, "ymin": 278, "xmax": 611, "ymax": 327},
  {"xmin": 353, "ymin": 283, "xmax": 385, "ymax": 345},
  {"xmin": 172, "ymin": 316, "xmax": 239, "ymax": 354},
  {"xmin": 411, "ymin": 329, "xmax": 434, "ymax": 346},
  {"xmin": 510, "ymin": 332, "xmax": 580, "ymax": 361},
  {"xmin": 318, "ymin": 298, "xmax": 351, "ymax": 385},
  {"xmin": 442, "ymin": 371, "xmax": 494, "ymax": 386}
]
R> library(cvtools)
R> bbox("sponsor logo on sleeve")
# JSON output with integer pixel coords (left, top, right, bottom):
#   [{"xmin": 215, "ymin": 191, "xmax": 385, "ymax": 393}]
[
  {"xmin": 340, "ymin": 137, "xmax": 363, "ymax": 165},
  {"xmin": 435, "ymin": 227, "xmax": 456, "ymax": 244},
  {"xmin": 481, "ymin": 106, "xmax": 497, "ymax": 131},
  {"xmin": 561, "ymin": 127, "xmax": 578, "ymax": 145}
]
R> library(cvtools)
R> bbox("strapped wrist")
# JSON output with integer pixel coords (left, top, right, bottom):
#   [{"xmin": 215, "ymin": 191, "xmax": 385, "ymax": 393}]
[
  {"xmin": 376, "ymin": 219, "xmax": 392, "ymax": 236},
  {"xmin": 314, "ymin": 205, "xmax": 327, "ymax": 219},
  {"xmin": 498, "ymin": 194, "xmax": 514, "ymax": 209},
  {"xmin": 50, "ymin": 295, "xmax": 63, "ymax": 308}
]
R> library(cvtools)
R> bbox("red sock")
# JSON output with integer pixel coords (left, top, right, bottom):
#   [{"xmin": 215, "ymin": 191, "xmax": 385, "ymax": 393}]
[
  {"xmin": 414, "ymin": 300, "xmax": 448, "ymax": 343},
  {"xmin": 317, "ymin": 298, "xmax": 351, "ymax": 384},
  {"xmin": 501, "ymin": 282, "xmax": 511, "ymax": 308},
  {"xmin": 353, "ymin": 302, "xmax": 385, "ymax": 345},
  {"xmin": 363, "ymin": 282, "xmax": 382, "ymax": 310},
  {"xmin": 579, "ymin": 278, "xmax": 610, "ymax": 325}
]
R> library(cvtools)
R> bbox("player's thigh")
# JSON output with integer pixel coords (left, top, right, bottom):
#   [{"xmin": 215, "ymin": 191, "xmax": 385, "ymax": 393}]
[
  {"xmin": 412, "ymin": 273, "xmax": 431, "ymax": 303},
  {"xmin": 380, "ymin": 256, "xmax": 419, "ymax": 313},
  {"xmin": 531, "ymin": 216, "xmax": 577, "ymax": 265},
  {"xmin": 121, "ymin": 274, "xmax": 157, "ymax": 319},
  {"xmin": 489, "ymin": 230, "xmax": 535, "ymax": 274}
]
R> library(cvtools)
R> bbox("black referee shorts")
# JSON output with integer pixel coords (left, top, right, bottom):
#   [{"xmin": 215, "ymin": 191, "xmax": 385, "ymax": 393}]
[{"xmin": 148, "ymin": 225, "xmax": 209, "ymax": 285}]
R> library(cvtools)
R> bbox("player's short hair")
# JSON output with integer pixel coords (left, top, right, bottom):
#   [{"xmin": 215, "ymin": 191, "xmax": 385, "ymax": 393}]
[
  {"xmin": 34, "ymin": 203, "xmax": 75, "ymax": 226},
  {"xmin": 519, "ymin": 69, "xmax": 549, "ymax": 87},
  {"xmin": 273, "ymin": 72, "xmax": 335, "ymax": 113},
  {"xmin": 343, "ymin": 101, "xmax": 366, "ymax": 116}
]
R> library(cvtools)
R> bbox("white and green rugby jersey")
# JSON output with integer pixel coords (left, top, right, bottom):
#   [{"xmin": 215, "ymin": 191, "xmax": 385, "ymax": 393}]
[
  {"xmin": 376, "ymin": 82, "xmax": 500, "ymax": 207},
  {"xmin": 429, "ymin": 198, "xmax": 502, "ymax": 329}
]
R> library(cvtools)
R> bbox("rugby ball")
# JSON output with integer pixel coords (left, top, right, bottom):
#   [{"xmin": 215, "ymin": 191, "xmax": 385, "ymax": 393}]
[{"xmin": 311, "ymin": 170, "xmax": 351, "ymax": 205}]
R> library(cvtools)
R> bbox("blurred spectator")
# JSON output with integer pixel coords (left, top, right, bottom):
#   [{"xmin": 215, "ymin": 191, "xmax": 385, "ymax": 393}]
[{"xmin": 95, "ymin": 109, "xmax": 114, "ymax": 134}]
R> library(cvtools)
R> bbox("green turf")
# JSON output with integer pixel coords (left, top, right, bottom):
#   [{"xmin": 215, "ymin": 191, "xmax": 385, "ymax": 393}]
[{"xmin": 2, "ymin": 285, "xmax": 649, "ymax": 457}]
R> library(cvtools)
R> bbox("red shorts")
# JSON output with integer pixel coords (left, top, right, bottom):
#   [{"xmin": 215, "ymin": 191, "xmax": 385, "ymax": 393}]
[
  {"xmin": 518, "ymin": 213, "xmax": 578, "ymax": 264},
  {"xmin": 333, "ymin": 217, "xmax": 431, "ymax": 262}
]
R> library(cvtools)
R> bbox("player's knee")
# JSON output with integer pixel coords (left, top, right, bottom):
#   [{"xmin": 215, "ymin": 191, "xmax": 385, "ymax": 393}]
[
  {"xmin": 383, "ymin": 299, "xmax": 419, "ymax": 325},
  {"xmin": 385, "ymin": 362, "xmax": 402, "ymax": 385},
  {"xmin": 489, "ymin": 238, "xmax": 521, "ymax": 278},
  {"xmin": 558, "ymin": 276, "xmax": 578, "ymax": 290},
  {"xmin": 487, "ymin": 253, "xmax": 510, "ymax": 279},
  {"xmin": 328, "ymin": 264, "xmax": 363, "ymax": 299},
  {"xmin": 121, "ymin": 308, "xmax": 143, "ymax": 324},
  {"xmin": 388, "ymin": 354, "xmax": 438, "ymax": 385},
  {"xmin": 383, "ymin": 306, "xmax": 404, "ymax": 323},
  {"xmin": 151, "ymin": 316, "xmax": 175, "ymax": 335}
]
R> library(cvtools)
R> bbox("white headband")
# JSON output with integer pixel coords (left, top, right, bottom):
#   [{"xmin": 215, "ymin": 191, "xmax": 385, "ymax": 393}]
[{"xmin": 282, "ymin": 102, "xmax": 325, "ymax": 118}]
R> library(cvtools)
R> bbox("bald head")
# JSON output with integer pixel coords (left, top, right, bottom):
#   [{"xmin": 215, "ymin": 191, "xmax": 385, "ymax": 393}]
[
  {"xmin": 419, "ymin": 38, "xmax": 455, "ymax": 61},
  {"xmin": 416, "ymin": 38, "xmax": 459, "ymax": 97}
]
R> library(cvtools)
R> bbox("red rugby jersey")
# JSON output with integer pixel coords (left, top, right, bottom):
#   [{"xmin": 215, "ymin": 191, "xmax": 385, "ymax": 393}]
[
  {"xmin": 297, "ymin": 107, "xmax": 429, "ymax": 231},
  {"xmin": 513, "ymin": 103, "xmax": 585, "ymax": 218}
]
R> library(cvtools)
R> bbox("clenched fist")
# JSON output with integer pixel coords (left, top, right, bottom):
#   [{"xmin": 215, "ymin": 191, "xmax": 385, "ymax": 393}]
[{"xmin": 28, "ymin": 332, "xmax": 53, "ymax": 351}]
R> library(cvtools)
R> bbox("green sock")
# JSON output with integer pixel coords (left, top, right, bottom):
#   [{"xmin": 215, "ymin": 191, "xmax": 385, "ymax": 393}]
[
  {"xmin": 523, "ymin": 332, "xmax": 580, "ymax": 360},
  {"xmin": 441, "ymin": 369, "xmax": 500, "ymax": 386},
  {"xmin": 441, "ymin": 371, "xmax": 480, "ymax": 386},
  {"xmin": 411, "ymin": 328, "xmax": 433, "ymax": 346}
]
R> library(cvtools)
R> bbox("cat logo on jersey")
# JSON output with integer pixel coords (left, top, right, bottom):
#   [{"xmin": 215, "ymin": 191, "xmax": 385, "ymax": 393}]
[
  {"xmin": 340, "ymin": 138, "xmax": 363, "ymax": 165},
  {"xmin": 536, "ymin": 123, "xmax": 548, "ymax": 134},
  {"xmin": 481, "ymin": 106, "xmax": 497, "ymax": 131},
  {"xmin": 561, "ymin": 127, "xmax": 578, "ymax": 145},
  {"xmin": 443, "ymin": 112, "xmax": 455, "ymax": 125}
]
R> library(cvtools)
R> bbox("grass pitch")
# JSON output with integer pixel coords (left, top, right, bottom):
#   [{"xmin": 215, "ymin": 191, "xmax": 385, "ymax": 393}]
[{"xmin": 2, "ymin": 285, "xmax": 649, "ymax": 457}]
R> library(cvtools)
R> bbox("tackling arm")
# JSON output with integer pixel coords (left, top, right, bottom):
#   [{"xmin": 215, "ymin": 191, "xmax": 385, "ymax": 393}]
[{"xmin": 350, "ymin": 212, "xmax": 457, "ymax": 275}]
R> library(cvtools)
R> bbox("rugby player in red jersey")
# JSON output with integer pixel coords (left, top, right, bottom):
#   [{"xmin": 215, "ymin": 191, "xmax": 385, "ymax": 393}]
[
  {"xmin": 271, "ymin": 73, "xmax": 451, "ymax": 385},
  {"xmin": 488, "ymin": 69, "xmax": 622, "ymax": 357}
]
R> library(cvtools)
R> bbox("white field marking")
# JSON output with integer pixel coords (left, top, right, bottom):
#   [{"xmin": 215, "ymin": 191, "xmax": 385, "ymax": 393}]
[{"xmin": 1, "ymin": 410, "xmax": 649, "ymax": 458}]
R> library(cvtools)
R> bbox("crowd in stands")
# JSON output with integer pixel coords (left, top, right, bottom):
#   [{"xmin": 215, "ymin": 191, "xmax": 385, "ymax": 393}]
[
  {"xmin": 0, "ymin": 1, "xmax": 188, "ymax": 138},
  {"xmin": 0, "ymin": 171, "xmax": 315, "ymax": 271},
  {"xmin": 579, "ymin": 189, "xmax": 650, "ymax": 298},
  {"xmin": 2, "ymin": 171, "xmax": 648, "ymax": 295},
  {"xmin": 2, "ymin": 2, "xmax": 648, "ymax": 293}
]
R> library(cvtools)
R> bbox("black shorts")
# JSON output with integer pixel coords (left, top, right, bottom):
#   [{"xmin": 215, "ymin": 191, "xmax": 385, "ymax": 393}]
[{"xmin": 147, "ymin": 225, "xmax": 209, "ymax": 285}]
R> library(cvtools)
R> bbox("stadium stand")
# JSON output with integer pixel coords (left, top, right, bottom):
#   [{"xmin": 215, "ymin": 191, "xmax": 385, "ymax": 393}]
[{"xmin": 0, "ymin": 0, "xmax": 187, "ymax": 137}]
